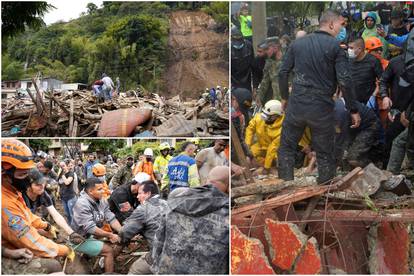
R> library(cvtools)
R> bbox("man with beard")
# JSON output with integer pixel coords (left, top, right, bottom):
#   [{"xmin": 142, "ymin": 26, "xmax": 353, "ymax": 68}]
[
  {"xmin": 111, "ymin": 156, "xmax": 134, "ymax": 189},
  {"xmin": 257, "ymin": 37, "xmax": 283, "ymax": 106}
]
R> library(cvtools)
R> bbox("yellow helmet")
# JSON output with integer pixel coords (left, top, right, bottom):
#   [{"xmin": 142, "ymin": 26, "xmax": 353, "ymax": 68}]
[
  {"xmin": 2, "ymin": 139, "xmax": 35, "ymax": 170},
  {"xmin": 159, "ymin": 142, "xmax": 170, "ymax": 151},
  {"xmin": 189, "ymin": 138, "xmax": 200, "ymax": 145},
  {"xmin": 92, "ymin": 163, "xmax": 106, "ymax": 176}
]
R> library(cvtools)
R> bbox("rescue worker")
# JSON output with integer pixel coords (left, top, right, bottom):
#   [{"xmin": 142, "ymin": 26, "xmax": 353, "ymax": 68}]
[
  {"xmin": 153, "ymin": 142, "xmax": 172, "ymax": 184},
  {"xmin": 334, "ymin": 97, "xmax": 383, "ymax": 168},
  {"xmin": 92, "ymin": 163, "xmax": 111, "ymax": 199},
  {"xmin": 119, "ymin": 180, "xmax": 168, "ymax": 274},
  {"xmin": 365, "ymin": 36, "xmax": 389, "ymax": 70},
  {"xmin": 231, "ymin": 26, "xmax": 255, "ymax": 91},
  {"xmin": 246, "ymin": 100, "xmax": 310, "ymax": 174},
  {"xmin": 108, "ymin": 172, "xmax": 151, "ymax": 224},
  {"xmin": 348, "ymin": 38, "xmax": 383, "ymax": 105},
  {"xmin": 238, "ymin": 4, "xmax": 253, "ymax": 41},
  {"xmin": 161, "ymin": 142, "xmax": 200, "ymax": 193},
  {"xmin": 151, "ymin": 166, "xmax": 229, "ymax": 274},
  {"xmin": 278, "ymin": 10, "xmax": 360, "ymax": 184},
  {"xmin": 133, "ymin": 148, "xmax": 155, "ymax": 180},
  {"xmin": 257, "ymin": 37, "xmax": 283, "ymax": 106},
  {"xmin": 216, "ymin": 85, "xmax": 223, "ymax": 109},
  {"xmin": 1, "ymin": 140, "xmax": 75, "ymax": 266},
  {"xmin": 196, "ymin": 139, "xmax": 228, "ymax": 184},
  {"xmin": 111, "ymin": 156, "xmax": 134, "ymax": 189},
  {"xmin": 71, "ymin": 177, "xmax": 122, "ymax": 273}
]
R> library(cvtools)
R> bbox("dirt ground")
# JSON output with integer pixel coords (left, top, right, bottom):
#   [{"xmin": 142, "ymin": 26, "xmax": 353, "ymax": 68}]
[{"xmin": 163, "ymin": 10, "xmax": 229, "ymax": 99}]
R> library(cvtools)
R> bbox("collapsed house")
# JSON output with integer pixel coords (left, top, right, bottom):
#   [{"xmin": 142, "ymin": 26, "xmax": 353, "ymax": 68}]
[
  {"xmin": 231, "ymin": 129, "xmax": 414, "ymax": 274},
  {"xmin": 1, "ymin": 81, "xmax": 228, "ymax": 137}
]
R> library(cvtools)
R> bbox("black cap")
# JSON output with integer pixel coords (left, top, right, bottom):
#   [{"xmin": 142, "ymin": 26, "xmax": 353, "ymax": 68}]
[{"xmin": 232, "ymin": 88, "xmax": 252, "ymax": 113}]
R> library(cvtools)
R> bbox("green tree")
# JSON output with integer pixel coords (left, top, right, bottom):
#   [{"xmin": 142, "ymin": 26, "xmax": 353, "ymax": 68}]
[
  {"xmin": 86, "ymin": 2, "xmax": 97, "ymax": 15},
  {"xmin": 27, "ymin": 139, "xmax": 52, "ymax": 152},
  {"xmin": 1, "ymin": 2, "xmax": 54, "ymax": 39}
]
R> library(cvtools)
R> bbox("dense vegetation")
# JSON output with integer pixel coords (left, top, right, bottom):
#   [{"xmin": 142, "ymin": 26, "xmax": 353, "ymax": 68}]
[{"xmin": 2, "ymin": 2, "xmax": 228, "ymax": 92}]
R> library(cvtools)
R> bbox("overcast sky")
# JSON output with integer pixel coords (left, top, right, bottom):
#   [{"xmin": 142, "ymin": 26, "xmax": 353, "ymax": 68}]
[{"xmin": 43, "ymin": 0, "xmax": 103, "ymax": 25}]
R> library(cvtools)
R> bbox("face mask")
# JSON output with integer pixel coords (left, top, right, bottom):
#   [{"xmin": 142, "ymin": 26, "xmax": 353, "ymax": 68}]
[
  {"xmin": 232, "ymin": 41, "xmax": 245, "ymax": 50},
  {"xmin": 146, "ymin": 157, "xmax": 152, "ymax": 162},
  {"xmin": 127, "ymin": 162, "xmax": 133, "ymax": 167},
  {"xmin": 6, "ymin": 170, "xmax": 31, "ymax": 192},
  {"xmin": 97, "ymin": 176, "xmax": 106, "ymax": 183},
  {"xmin": 230, "ymin": 107, "xmax": 236, "ymax": 114},
  {"xmin": 336, "ymin": 27, "xmax": 346, "ymax": 42},
  {"xmin": 348, "ymin": 48, "xmax": 357, "ymax": 59}
]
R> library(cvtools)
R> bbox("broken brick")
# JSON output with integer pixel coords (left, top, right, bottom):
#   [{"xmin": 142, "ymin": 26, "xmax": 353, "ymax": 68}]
[
  {"xmin": 369, "ymin": 222, "xmax": 410, "ymax": 274},
  {"xmin": 231, "ymin": 226, "xmax": 275, "ymax": 274},
  {"xmin": 294, "ymin": 237, "xmax": 322, "ymax": 274},
  {"xmin": 264, "ymin": 219, "xmax": 307, "ymax": 271}
]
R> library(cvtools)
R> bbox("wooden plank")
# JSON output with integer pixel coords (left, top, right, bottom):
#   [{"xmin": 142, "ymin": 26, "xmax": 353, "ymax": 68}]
[
  {"xmin": 69, "ymin": 98, "xmax": 74, "ymax": 136},
  {"xmin": 231, "ymin": 121, "xmax": 253, "ymax": 180}
]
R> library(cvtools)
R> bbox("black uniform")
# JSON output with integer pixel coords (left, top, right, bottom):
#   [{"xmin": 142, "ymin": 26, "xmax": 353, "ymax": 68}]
[
  {"xmin": 278, "ymin": 30, "xmax": 357, "ymax": 184},
  {"xmin": 379, "ymin": 55, "xmax": 414, "ymax": 167},
  {"xmin": 231, "ymin": 39, "xmax": 255, "ymax": 91},
  {"xmin": 334, "ymin": 99, "xmax": 382, "ymax": 167},
  {"xmin": 108, "ymin": 183, "xmax": 139, "ymax": 224}
]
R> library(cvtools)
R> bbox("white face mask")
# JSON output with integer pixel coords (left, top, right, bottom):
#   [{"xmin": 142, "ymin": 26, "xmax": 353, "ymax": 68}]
[{"xmin": 348, "ymin": 48, "xmax": 357, "ymax": 59}]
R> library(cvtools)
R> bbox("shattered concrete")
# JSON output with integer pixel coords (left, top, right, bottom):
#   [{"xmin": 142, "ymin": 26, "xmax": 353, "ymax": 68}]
[
  {"xmin": 231, "ymin": 226, "xmax": 275, "ymax": 274},
  {"xmin": 264, "ymin": 219, "xmax": 307, "ymax": 271},
  {"xmin": 368, "ymin": 222, "xmax": 410, "ymax": 274}
]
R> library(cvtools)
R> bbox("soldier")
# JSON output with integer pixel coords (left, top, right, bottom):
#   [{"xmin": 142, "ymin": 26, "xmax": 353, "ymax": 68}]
[
  {"xmin": 151, "ymin": 166, "xmax": 229, "ymax": 274},
  {"xmin": 257, "ymin": 37, "xmax": 283, "ymax": 107},
  {"xmin": 118, "ymin": 180, "xmax": 168, "ymax": 274},
  {"xmin": 110, "ymin": 156, "xmax": 134, "ymax": 189}
]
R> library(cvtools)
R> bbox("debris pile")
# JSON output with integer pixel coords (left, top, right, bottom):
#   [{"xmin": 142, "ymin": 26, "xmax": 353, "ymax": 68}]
[
  {"xmin": 231, "ymin": 165, "xmax": 414, "ymax": 274},
  {"xmin": 1, "ymin": 87, "xmax": 228, "ymax": 137}
]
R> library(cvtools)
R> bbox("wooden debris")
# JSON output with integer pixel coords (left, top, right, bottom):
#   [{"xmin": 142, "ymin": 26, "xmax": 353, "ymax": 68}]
[{"xmin": 2, "ymin": 89, "xmax": 228, "ymax": 137}]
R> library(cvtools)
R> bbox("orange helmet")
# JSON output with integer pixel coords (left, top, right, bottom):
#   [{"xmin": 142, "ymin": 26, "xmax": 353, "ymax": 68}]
[
  {"xmin": 92, "ymin": 163, "xmax": 106, "ymax": 176},
  {"xmin": 2, "ymin": 139, "xmax": 35, "ymax": 170},
  {"xmin": 365, "ymin": 37, "xmax": 383, "ymax": 51}
]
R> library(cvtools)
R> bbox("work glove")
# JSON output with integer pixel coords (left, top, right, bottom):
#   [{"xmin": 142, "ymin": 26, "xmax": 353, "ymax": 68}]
[
  {"xmin": 44, "ymin": 223, "xmax": 58, "ymax": 239},
  {"xmin": 69, "ymin": 232, "xmax": 85, "ymax": 245},
  {"xmin": 66, "ymin": 246, "xmax": 76, "ymax": 262}
]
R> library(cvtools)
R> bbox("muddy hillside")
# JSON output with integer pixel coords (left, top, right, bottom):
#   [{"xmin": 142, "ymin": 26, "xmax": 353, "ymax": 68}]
[{"xmin": 164, "ymin": 10, "xmax": 228, "ymax": 99}]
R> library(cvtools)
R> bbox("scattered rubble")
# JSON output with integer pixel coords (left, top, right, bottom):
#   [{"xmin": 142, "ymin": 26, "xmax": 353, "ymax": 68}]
[
  {"xmin": 2, "ymin": 85, "xmax": 228, "ymax": 137},
  {"xmin": 231, "ymin": 163, "xmax": 414, "ymax": 274}
]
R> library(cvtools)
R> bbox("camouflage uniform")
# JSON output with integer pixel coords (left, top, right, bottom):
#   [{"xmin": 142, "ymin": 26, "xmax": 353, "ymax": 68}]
[
  {"xmin": 110, "ymin": 165, "xmax": 132, "ymax": 189},
  {"xmin": 257, "ymin": 58, "xmax": 281, "ymax": 105},
  {"xmin": 120, "ymin": 195, "xmax": 168, "ymax": 274},
  {"xmin": 151, "ymin": 184, "xmax": 229, "ymax": 274},
  {"xmin": 1, "ymin": 257, "xmax": 62, "ymax": 274}
]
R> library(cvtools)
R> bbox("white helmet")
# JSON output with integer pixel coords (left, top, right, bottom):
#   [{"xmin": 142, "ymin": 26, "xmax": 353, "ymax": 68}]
[
  {"xmin": 262, "ymin": 100, "xmax": 283, "ymax": 116},
  {"xmin": 216, "ymin": 85, "xmax": 221, "ymax": 89},
  {"xmin": 134, "ymin": 172, "xmax": 151, "ymax": 184},
  {"xmin": 143, "ymin": 148, "xmax": 153, "ymax": 156}
]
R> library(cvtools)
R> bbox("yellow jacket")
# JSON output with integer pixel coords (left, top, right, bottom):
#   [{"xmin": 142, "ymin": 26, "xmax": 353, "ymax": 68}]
[{"xmin": 245, "ymin": 113, "xmax": 311, "ymax": 169}]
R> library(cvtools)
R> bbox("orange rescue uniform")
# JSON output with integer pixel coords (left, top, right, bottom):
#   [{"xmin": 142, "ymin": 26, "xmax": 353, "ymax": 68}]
[{"xmin": 2, "ymin": 180, "xmax": 69, "ymax": 258}]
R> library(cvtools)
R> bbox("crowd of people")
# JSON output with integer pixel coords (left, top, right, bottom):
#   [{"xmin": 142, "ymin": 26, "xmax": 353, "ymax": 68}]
[
  {"xmin": 231, "ymin": 2, "xmax": 413, "ymax": 183},
  {"xmin": 200, "ymin": 85, "xmax": 229, "ymax": 110},
  {"xmin": 1, "ymin": 139, "xmax": 229, "ymax": 274}
]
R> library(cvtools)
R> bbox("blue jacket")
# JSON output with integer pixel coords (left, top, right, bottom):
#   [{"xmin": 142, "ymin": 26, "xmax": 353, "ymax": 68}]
[{"xmin": 163, "ymin": 154, "xmax": 199, "ymax": 191}]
